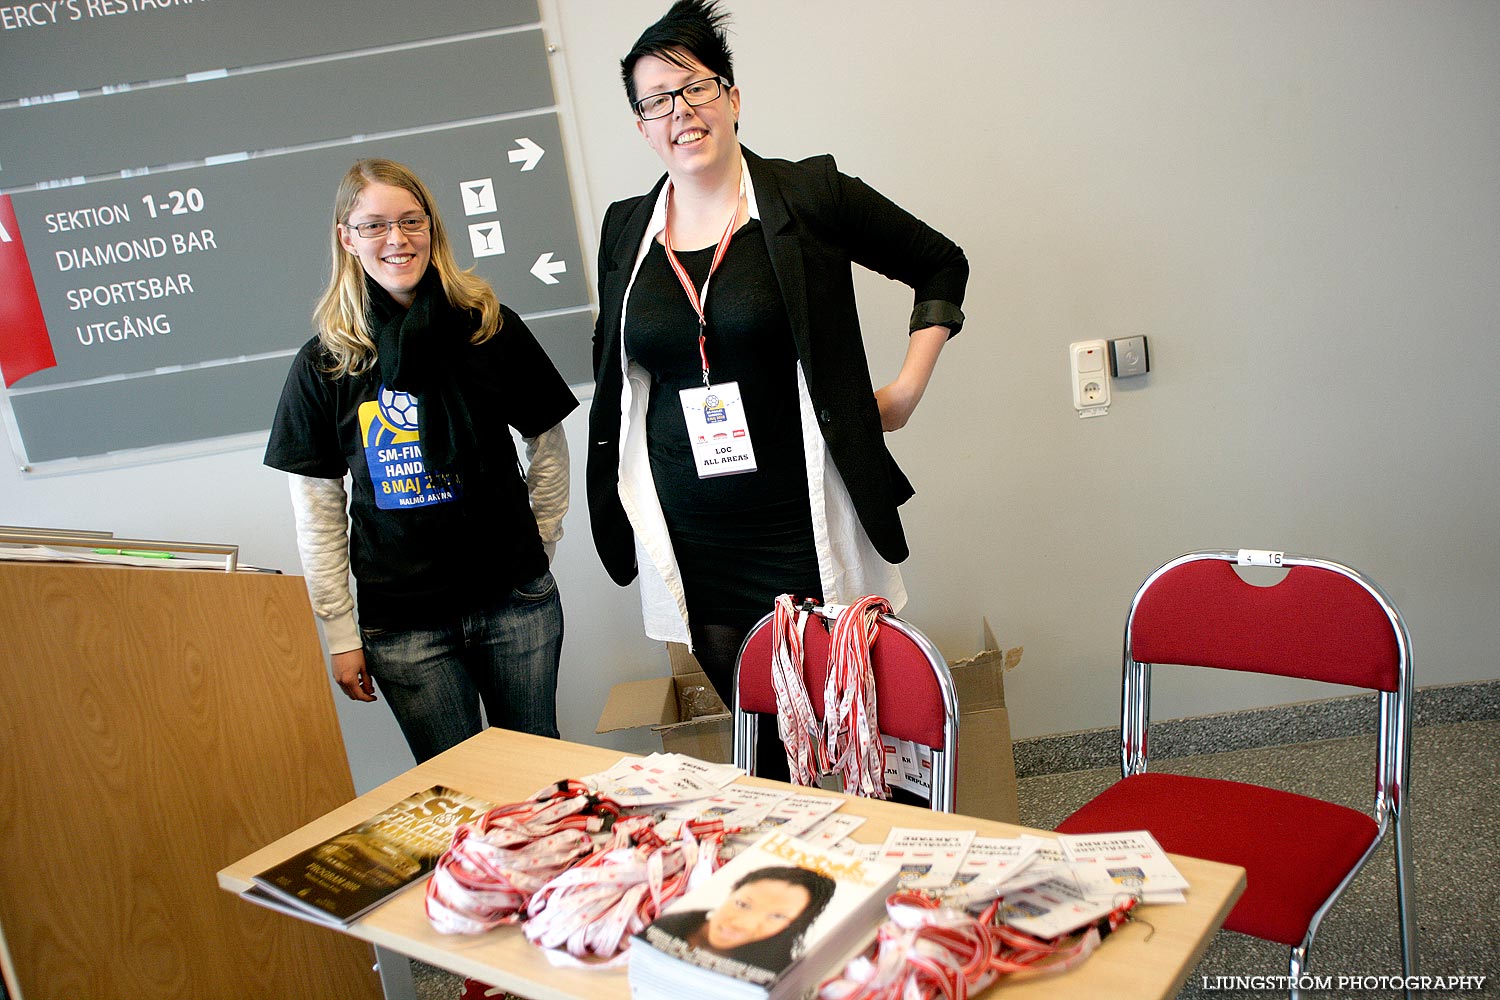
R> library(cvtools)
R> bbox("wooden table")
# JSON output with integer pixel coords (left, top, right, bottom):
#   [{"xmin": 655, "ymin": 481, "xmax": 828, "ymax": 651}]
[{"xmin": 219, "ymin": 729, "xmax": 1244, "ymax": 1000}]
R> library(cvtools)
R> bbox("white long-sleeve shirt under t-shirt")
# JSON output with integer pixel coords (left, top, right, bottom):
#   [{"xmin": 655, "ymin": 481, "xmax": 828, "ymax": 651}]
[{"xmin": 287, "ymin": 421, "xmax": 570, "ymax": 654}]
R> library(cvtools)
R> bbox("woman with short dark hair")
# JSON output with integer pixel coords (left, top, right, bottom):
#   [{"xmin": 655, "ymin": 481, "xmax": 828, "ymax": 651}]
[{"xmin": 588, "ymin": 1, "xmax": 969, "ymax": 739}]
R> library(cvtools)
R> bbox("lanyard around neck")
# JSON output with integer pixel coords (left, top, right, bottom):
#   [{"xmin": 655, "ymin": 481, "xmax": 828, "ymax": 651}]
[{"xmin": 663, "ymin": 185, "xmax": 740, "ymax": 387}]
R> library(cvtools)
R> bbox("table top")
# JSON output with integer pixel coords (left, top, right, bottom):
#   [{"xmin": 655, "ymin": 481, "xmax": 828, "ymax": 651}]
[{"xmin": 219, "ymin": 729, "xmax": 1244, "ymax": 1000}]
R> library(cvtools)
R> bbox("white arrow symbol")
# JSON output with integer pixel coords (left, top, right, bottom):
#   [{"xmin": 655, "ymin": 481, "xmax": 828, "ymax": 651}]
[
  {"xmin": 530, "ymin": 252, "xmax": 567, "ymax": 285},
  {"xmin": 508, "ymin": 137, "xmax": 545, "ymax": 172}
]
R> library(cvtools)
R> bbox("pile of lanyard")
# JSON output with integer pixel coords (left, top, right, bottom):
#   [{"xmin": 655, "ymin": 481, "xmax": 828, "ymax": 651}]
[
  {"xmin": 823, "ymin": 595, "xmax": 892, "ymax": 798},
  {"xmin": 425, "ymin": 779, "xmax": 734, "ymax": 965},
  {"xmin": 425, "ymin": 780, "xmax": 623, "ymax": 934},
  {"xmin": 523, "ymin": 817, "xmax": 730, "ymax": 966},
  {"xmin": 771, "ymin": 593, "xmax": 893, "ymax": 798},
  {"xmin": 818, "ymin": 890, "xmax": 1141, "ymax": 1000}
]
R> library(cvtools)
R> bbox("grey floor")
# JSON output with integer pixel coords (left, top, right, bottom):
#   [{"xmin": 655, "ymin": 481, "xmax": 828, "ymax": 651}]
[
  {"xmin": 411, "ymin": 717, "xmax": 1500, "ymax": 999},
  {"xmin": 1018, "ymin": 719, "xmax": 1500, "ymax": 999}
]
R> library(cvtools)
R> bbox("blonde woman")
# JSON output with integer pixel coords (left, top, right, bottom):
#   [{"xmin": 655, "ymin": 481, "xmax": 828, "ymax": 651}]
[{"xmin": 266, "ymin": 158, "xmax": 577, "ymax": 763}]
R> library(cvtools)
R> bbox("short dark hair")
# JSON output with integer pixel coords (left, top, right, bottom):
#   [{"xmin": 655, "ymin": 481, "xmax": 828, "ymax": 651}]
[{"xmin": 620, "ymin": 0, "xmax": 735, "ymax": 109}]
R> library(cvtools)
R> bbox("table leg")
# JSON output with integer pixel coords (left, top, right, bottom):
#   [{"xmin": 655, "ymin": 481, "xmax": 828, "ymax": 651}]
[{"xmin": 374, "ymin": 945, "xmax": 420, "ymax": 1000}]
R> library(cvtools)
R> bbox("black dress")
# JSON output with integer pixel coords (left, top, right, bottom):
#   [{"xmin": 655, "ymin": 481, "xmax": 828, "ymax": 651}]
[{"xmin": 623, "ymin": 220, "xmax": 822, "ymax": 628}]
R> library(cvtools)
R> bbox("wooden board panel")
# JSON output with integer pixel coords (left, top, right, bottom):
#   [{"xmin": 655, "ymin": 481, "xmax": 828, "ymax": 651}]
[{"xmin": 0, "ymin": 562, "xmax": 382, "ymax": 1000}]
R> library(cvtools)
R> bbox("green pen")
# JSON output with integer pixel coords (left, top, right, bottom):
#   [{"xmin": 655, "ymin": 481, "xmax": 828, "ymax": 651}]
[{"xmin": 94, "ymin": 547, "xmax": 176, "ymax": 559}]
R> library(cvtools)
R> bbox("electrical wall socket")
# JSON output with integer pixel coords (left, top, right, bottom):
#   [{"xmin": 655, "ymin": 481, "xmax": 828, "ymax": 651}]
[{"xmin": 1069, "ymin": 340, "xmax": 1110, "ymax": 417}]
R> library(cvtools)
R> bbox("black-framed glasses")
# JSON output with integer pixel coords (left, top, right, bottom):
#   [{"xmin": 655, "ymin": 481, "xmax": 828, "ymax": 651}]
[
  {"xmin": 634, "ymin": 77, "xmax": 726, "ymax": 120},
  {"xmin": 343, "ymin": 215, "xmax": 430, "ymax": 239}
]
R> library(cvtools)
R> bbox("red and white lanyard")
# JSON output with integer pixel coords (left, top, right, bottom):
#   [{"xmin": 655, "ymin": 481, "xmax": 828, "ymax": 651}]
[
  {"xmin": 523, "ymin": 818, "xmax": 730, "ymax": 966},
  {"xmin": 823, "ymin": 595, "xmax": 892, "ymax": 799},
  {"xmin": 768, "ymin": 593, "xmax": 893, "ymax": 799},
  {"xmin": 770, "ymin": 594, "xmax": 827, "ymax": 785},
  {"xmin": 427, "ymin": 776, "xmax": 736, "ymax": 965},
  {"xmin": 663, "ymin": 184, "xmax": 739, "ymax": 387},
  {"xmin": 819, "ymin": 891, "xmax": 1142, "ymax": 1000},
  {"xmin": 425, "ymin": 780, "xmax": 623, "ymax": 935}
]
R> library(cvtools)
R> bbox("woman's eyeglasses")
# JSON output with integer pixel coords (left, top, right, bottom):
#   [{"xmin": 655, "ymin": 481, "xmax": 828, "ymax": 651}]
[
  {"xmin": 634, "ymin": 77, "xmax": 726, "ymax": 120},
  {"xmin": 343, "ymin": 216, "xmax": 431, "ymax": 239}
]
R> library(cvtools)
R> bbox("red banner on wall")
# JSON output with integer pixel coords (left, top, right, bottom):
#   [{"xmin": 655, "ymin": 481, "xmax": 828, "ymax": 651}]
[{"xmin": 0, "ymin": 194, "xmax": 58, "ymax": 387}]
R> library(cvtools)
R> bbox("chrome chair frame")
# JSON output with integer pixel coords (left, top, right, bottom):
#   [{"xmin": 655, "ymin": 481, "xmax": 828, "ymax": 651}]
[
  {"xmin": 731, "ymin": 604, "xmax": 961, "ymax": 813},
  {"xmin": 1118, "ymin": 549, "xmax": 1416, "ymax": 999}
]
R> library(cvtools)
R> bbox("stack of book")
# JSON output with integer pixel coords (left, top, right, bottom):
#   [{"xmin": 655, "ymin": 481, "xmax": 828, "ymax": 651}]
[
  {"xmin": 628, "ymin": 831, "xmax": 899, "ymax": 1000},
  {"xmin": 245, "ymin": 785, "xmax": 493, "ymax": 927}
]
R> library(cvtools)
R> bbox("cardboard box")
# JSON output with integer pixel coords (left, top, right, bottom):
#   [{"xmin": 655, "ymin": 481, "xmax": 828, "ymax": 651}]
[
  {"xmin": 594, "ymin": 621, "xmax": 1021, "ymax": 824},
  {"xmin": 905, "ymin": 620, "xmax": 1022, "ymax": 825},
  {"xmin": 595, "ymin": 643, "xmax": 733, "ymax": 763}
]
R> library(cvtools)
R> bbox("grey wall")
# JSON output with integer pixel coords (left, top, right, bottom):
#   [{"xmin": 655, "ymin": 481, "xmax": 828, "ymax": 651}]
[{"xmin": 3, "ymin": 0, "xmax": 1496, "ymax": 793}]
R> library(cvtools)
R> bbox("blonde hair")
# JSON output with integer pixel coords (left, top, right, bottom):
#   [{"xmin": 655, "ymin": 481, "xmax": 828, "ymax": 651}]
[{"xmin": 313, "ymin": 158, "xmax": 502, "ymax": 377}]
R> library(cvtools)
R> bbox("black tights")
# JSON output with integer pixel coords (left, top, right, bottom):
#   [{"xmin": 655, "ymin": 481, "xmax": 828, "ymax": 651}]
[{"xmin": 690, "ymin": 616, "xmax": 791, "ymax": 783}]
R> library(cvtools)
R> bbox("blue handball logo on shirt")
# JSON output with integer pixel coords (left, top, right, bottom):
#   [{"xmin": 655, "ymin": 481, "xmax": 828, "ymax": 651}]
[
  {"xmin": 702, "ymin": 393, "xmax": 727, "ymax": 423},
  {"xmin": 359, "ymin": 387, "xmax": 461, "ymax": 510},
  {"xmin": 379, "ymin": 387, "xmax": 420, "ymax": 432}
]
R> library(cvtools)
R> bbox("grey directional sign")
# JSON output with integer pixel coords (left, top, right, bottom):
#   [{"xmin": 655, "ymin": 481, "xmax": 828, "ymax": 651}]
[
  {"xmin": 0, "ymin": 1, "xmax": 594, "ymax": 466},
  {"xmin": 13, "ymin": 114, "xmax": 588, "ymax": 385},
  {"xmin": 0, "ymin": 30, "xmax": 555, "ymax": 188},
  {"xmin": 0, "ymin": 0, "xmax": 539, "ymax": 101}
]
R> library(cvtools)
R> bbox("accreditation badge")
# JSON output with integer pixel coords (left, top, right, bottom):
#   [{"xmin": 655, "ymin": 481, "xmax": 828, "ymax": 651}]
[{"xmin": 678, "ymin": 381, "xmax": 758, "ymax": 478}]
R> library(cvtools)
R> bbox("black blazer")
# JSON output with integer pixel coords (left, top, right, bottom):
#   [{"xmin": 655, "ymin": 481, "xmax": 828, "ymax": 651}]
[{"xmin": 587, "ymin": 148, "xmax": 968, "ymax": 587}]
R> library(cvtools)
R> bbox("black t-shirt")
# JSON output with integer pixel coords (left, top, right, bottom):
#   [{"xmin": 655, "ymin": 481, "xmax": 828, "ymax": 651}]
[
  {"xmin": 264, "ymin": 304, "xmax": 577, "ymax": 630},
  {"xmin": 623, "ymin": 219, "xmax": 807, "ymax": 512}
]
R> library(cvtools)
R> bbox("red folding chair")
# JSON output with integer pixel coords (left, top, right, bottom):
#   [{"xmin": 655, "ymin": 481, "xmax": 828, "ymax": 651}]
[
  {"xmin": 731, "ymin": 601, "xmax": 960, "ymax": 812},
  {"xmin": 1055, "ymin": 549, "xmax": 1416, "ymax": 998}
]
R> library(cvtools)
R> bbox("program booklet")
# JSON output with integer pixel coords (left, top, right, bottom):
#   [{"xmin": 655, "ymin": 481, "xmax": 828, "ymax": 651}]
[
  {"xmin": 1056, "ymin": 829, "xmax": 1190, "ymax": 903},
  {"xmin": 245, "ymin": 784, "xmax": 492, "ymax": 927},
  {"xmin": 943, "ymin": 835, "xmax": 1049, "ymax": 901},
  {"xmin": 629, "ymin": 831, "xmax": 900, "ymax": 1000},
  {"xmin": 877, "ymin": 827, "xmax": 975, "ymax": 890}
]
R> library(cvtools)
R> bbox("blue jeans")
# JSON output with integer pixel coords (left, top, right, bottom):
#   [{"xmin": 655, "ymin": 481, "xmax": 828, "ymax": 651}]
[{"xmin": 361, "ymin": 571, "xmax": 563, "ymax": 763}]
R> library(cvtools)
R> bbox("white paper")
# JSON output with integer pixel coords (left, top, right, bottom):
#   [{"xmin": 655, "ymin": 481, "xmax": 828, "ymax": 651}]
[
  {"xmin": 1057, "ymin": 830, "xmax": 1190, "ymax": 901},
  {"xmin": 799, "ymin": 813, "xmax": 868, "ymax": 851},
  {"xmin": 996, "ymin": 876, "xmax": 1119, "ymax": 938},
  {"xmin": 661, "ymin": 784, "xmax": 795, "ymax": 830},
  {"xmin": 651, "ymin": 753, "xmax": 744, "ymax": 788},
  {"xmin": 751, "ymin": 793, "xmax": 845, "ymax": 838},
  {"xmin": 943, "ymin": 835, "xmax": 1048, "ymax": 901},
  {"xmin": 878, "ymin": 827, "xmax": 976, "ymax": 890},
  {"xmin": 585, "ymin": 756, "xmax": 722, "ymax": 806},
  {"xmin": 679, "ymin": 382, "xmax": 758, "ymax": 478}
]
